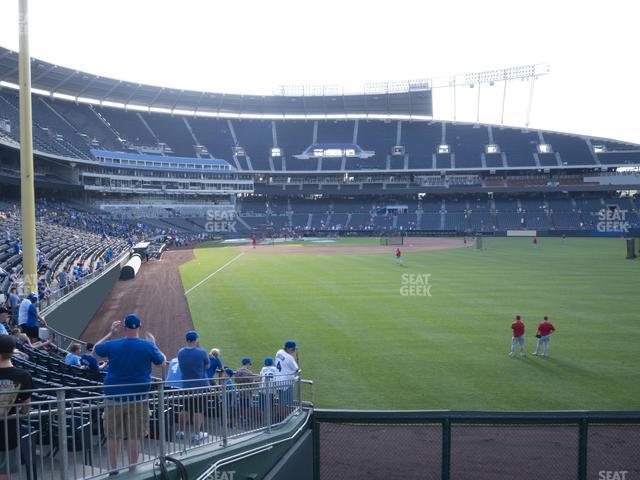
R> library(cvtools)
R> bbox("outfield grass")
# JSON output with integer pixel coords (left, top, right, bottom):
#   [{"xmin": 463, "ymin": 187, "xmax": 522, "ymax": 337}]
[{"xmin": 180, "ymin": 237, "xmax": 640, "ymax": 410}]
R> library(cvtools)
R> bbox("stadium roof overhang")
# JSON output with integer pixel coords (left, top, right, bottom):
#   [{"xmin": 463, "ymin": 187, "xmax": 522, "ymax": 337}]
[{"xmin": 0, "ymin": 47, "xmax": 432, "ymax": 119}]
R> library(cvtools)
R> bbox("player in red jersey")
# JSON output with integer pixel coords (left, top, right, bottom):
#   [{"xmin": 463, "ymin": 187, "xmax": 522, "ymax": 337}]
[
  {"xmin": 532, "ymin": 316, "xmax": 556, "ymax": 356},
  {"xmin": 395, "ymin": 247, "xmax": 402, "ymax": 265},
  {"xmin": 533, "ymin": 237, "xmax": 539, "ymax": 248},
  {"xmin": 509, "ymin": 315, "xmax": 526, "ymax": 357},
  {"xmin": 252, "ymin": 235, "xmax": 256, "ymax": 249}
]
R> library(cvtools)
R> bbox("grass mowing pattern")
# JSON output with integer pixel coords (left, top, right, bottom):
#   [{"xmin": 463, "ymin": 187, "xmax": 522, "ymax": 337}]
[{"xmin": 180, "ymin": 237, "xmax": 640, "ymax": 410}]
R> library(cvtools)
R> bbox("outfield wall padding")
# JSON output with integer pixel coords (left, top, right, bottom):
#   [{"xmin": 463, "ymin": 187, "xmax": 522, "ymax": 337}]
[{"xmin": 43, "ymin": 254, "xmax": 129, "ymax": 339}]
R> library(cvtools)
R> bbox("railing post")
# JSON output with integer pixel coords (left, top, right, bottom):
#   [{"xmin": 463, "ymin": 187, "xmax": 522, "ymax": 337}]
[
  {"xmin": 157, "ymin": 382, "xmax": 167, "ymax": 459},
  {"xmin": 578, "ymin": 418, "xmax": 588, "ymax": 480},
  {"xmin": 441, "ymin": 417, "xmax": 451, "ymax": 480},
  {"xmin": 296, "ymin": 376, "xmax": 302, "ymax": 415},
  {"xmin": 221, "ymin": 383, "xmax": 228, "ymax": 447},
  {"xmin": 266, "ymin": 378, "xmax": 272, "ymax": 434},
  {"xmin": 56, "ymin": 389, "xmax": 69, "ymax": 480}
]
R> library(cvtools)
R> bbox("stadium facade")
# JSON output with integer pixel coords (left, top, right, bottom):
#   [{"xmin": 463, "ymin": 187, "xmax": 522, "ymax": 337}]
[{"xmin": 1, "ymin": 46, "xmax": 639, "ymax": 238}]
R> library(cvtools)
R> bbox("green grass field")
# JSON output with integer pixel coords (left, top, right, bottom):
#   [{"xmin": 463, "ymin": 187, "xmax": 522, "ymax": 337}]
[{"xmin": 180, "ymin": 237, "xmax": 640, "ymax": 411}]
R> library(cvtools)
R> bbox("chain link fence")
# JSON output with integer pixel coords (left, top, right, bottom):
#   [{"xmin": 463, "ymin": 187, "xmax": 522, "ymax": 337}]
[{"xmin": 313, "ymin": 411, "xmax": 640, "ymax": 480}]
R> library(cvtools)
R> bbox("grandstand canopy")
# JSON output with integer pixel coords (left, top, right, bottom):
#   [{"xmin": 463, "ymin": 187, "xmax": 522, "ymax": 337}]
[{"xmin": 0, "ymin": 47, "xmax": 432, "ymax": 118}]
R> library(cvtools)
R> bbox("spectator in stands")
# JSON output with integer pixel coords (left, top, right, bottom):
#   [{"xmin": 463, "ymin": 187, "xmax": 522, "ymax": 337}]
[
  {"xmin": 207, "ymin": 348, "xmax": 223, "ymax": 383},
  {"xmin": 0, "ymin": 335, "xmax": 35, "ymax": 480},
  {"xmin": 65, "ymin": 343, "xmax": 82, "ymax": 366},
  {"xmin": 80, "ymin": 343, "xmax": 101, "ymax": 371},
  {"xmin": 176, "ymin": 330, "xmax": 209, "ymax": 444},
  {"xmin": 259, "ymin": 357, "xmax": 278, "ymax": 412},
  {"xmin": 6, "ymin": 289, "xmax": 20, "ymax": 326},
  {"xmin": 56, "ymin": 268, "xmax": 68, "ymax": 291},
  {"xmin": 93, "ymin": 315, "xmax": 166, "ymax": 474},
  {"xmin": 275, "ymin": 340, "xmax": 300, "ymax": 416},
  {"xmin": 235, "ymin": 357, "xmax": 257, "ymax": 423},
  {"xmin": 10, "ymin": 328, "xmax": 51, "ymax": 350},
  {"xmin": 18, "ymin": 293, "xmax": 46, "ymax": 340}
]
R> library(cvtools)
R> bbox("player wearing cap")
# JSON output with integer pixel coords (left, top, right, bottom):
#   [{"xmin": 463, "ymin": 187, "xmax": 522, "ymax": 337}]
[
  {"xmin": 176, "ymin": 330, "xmax": 210, "ymax": 444},
  {"xmin": 0, "ymin": 335, "xmax": 35, "ymax": 480},
  {"xmin": 395, "ymin": 248, "xmax": 402, "ymax": 265},
  {"xmin": 18, "ymin": 293, "xmax": 46, "ymax": 340},
  {"xmin": 532, "ymin": 316, "xmax": 556, "ymax": 357},
  {"xmin": 509, "ymin": 315, "xmax": 526, "ymax": 357},
  {"xmin": 275, "ymin": 340, "xmax": 300, "ymax": 417},
  {"xmin": 93, "ymin": 314, "xmax": 166, "ymax": 475}
]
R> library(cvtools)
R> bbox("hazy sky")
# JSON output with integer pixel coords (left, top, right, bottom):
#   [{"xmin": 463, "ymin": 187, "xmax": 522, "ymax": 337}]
[{"xmin": 0, "ymin": 0, "xmax": 638, "ymax": 143}]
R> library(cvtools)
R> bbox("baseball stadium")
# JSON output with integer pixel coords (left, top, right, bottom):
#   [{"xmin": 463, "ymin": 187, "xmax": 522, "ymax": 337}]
[{"xmin": 0, "ymin": 2, "xmax": 639, "ymax": 479}]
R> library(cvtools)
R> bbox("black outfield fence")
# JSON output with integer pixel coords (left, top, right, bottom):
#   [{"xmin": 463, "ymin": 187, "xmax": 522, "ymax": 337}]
[{"xmin": 312, "ymin": 410, "xmax": 640, "ymax": 480}]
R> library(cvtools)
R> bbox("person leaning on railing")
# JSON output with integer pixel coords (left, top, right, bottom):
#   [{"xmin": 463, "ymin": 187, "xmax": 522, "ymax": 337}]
[
  {"xmin": 0, "ymin": 335, "xmax": 35, "ymax": 480},
  {"xmin": 93, "ymin": 314, "xmax": 166, "ymax": 476}
]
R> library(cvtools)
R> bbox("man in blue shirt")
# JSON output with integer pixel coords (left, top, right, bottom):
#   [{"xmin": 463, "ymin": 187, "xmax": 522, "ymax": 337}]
[
  {"xmin": 176, "ymin": 330, "xmax": 209, "ymax": 444},
  {"xmin": 94, "ymin": 314, "xmax": 165, "ymax": 474},
  {"xmin": 19, "ymin": 294, "xmax": 46, "ymax": 340}
]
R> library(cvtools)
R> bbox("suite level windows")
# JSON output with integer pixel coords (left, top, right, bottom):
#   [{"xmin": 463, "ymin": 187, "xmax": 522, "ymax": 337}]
[
  {"xmin": 438, "ymin": 144, "xmax": 450, "ymax": 154},
  {"xmin": 537, "ymin": 144, "xmax": 553, "ymax": 154},
  {"xmin": 312, "ymin": 148, "xmax": 356, "ymax": 157},
  {"xmin": 271, "ymin": 147, "xmax": 282, "ymax": 157},
  {"xmin": 485, "ymin": 144, "xmax": 500, "ymax": 154}
]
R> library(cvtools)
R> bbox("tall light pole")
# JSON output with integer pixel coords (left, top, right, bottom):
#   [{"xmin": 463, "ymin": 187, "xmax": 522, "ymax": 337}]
[{"xmin": 18, "ymin": 0, "xmax": 38, "ymax": 295}]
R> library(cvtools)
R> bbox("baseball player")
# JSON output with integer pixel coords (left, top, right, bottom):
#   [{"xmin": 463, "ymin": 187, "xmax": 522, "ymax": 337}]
[
  {"xmin": 509, "ymin": 315, "xmax": 526, "ymax": 357},
  {"xmin": 395, "ymin": 247, "xmax": 402, "ymax": 265},
  {"xmin": 532, "ymin": 316, "xmax": 556, "ymax": 356}
]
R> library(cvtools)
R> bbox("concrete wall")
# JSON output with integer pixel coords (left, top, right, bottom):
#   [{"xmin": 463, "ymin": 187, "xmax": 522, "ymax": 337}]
[{"xmin": 43, "ymin": 254, "xmax": 128, "ymax": 339}]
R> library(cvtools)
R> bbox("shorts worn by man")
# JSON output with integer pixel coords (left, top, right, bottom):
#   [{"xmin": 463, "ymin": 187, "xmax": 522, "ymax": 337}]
[
  {"xmin": 94, "ymin": 314, "xmax": 165, "ymax": 474},
  {"xmin": 0, "ymin": 335, "xmax": 34, "ymax": 480}
]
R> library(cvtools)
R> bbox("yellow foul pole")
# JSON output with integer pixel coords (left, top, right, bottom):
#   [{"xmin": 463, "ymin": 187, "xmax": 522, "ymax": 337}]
[{"xmin": 18, "ymin": 0, "xmax": 38, "ymax": 295}]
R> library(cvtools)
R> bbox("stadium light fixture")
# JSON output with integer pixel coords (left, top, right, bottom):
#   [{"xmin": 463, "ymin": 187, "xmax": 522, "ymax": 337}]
[{"xmin": 538, "ymin": 143, "xmax": 553, "ymax": 154}]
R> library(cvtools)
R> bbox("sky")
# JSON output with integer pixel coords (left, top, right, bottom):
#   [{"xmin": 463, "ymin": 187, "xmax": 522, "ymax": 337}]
[{"xmin": 0, "ymin": 0, "xmax": 638, "ymax": 143}]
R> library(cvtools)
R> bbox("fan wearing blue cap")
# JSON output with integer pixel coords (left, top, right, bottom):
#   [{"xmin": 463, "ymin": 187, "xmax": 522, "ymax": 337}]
[
  {"xmin": 274, "ymin": 340, "xmax": 300, "ymax": 412},
  {"xmin": 259, "ymin": 357, "xmax": 279, "ymax": 411},
  {"xmin": 17, "ymin": 292, "xmax": 46, "ymax": 340},
  {"xmin": 93, "ymin": 314, "xmax": 165, "ymax": 474},
  {"xmin": 176, "ymin": 330, "xmax": 210, "ymax": 444}
]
